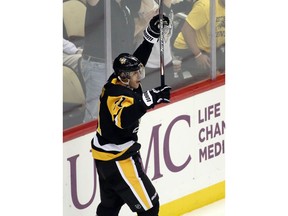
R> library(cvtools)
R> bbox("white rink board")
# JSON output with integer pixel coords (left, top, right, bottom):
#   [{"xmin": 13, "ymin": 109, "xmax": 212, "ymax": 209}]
[{"xmin": 63, "ymin": 86, "xmax": 225, "ymax": 216}]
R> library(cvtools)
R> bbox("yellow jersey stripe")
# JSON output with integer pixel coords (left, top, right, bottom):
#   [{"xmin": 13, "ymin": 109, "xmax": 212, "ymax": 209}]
[
  {"xmin": 116, "ymin": 157, "xmax": 152, "ymax": 210},
  {"xmin": 92, "ymin": 135, "xmax": 135, "ymax": 152}
]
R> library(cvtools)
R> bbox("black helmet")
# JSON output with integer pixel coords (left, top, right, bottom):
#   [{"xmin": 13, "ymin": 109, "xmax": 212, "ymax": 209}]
[{"xmin": 113, "ymin": 53, "xmax": 143, "ymax": 77}]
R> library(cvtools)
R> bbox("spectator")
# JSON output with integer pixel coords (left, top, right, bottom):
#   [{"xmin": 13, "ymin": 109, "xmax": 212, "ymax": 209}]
[
  {"xmin": 170, "ymin": 0, "xmax": 196, "ymax": 48},
  {"xmin": 63, "ymin": 38, "xmax": 83, "ymax": 74},
  {"xmin": 171, "ymin": 0, "xmax": 195, "ymax": 14},
  {"xmin": 80, "ymin": 0, "xmax": 138, "ymax": 123},
  {"xmin": 173, "ymin": 0, "xmax": 225, "ymax": 78}
]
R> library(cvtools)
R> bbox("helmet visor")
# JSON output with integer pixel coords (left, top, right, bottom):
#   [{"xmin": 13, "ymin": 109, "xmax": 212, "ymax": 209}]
[{"xmin": 138, "ymin": 64, "xmax": 145, "ymax": 80}]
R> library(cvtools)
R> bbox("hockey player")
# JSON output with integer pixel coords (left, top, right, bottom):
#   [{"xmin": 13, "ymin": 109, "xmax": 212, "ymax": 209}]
[{"xmin": 91, "ymin": 14, "xmax": 171, "ymax": 216}]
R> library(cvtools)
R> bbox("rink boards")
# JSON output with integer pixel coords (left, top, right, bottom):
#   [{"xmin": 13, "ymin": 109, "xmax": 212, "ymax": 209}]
[{"xmin": 63, "ymin": 79, "xmax": 225, "ymax": 216}]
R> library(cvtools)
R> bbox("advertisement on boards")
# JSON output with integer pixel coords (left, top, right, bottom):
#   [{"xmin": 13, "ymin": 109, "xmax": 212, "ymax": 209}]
[{"xmin": 63, "ymin": 86, "xmax": 225, "ymax": 216}]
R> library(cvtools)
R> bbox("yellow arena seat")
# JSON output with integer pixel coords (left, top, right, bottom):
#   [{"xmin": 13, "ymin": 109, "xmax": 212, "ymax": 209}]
[
  {"xmin": 63, "ymin": 0, "xmax": 86, "ymax": 45},
  {"xmin": 63, "ymin": 65, "xmax": 85, "ymax": 105}
]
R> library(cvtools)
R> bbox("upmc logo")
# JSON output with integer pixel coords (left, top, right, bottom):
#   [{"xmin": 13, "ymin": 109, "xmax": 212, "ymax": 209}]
[
  {"xmin": 65, "ymin": 111, "xmax": 225, "ymax": 210},
  {"xmin": 65, "ymin": 114, "xmax": 193, "ymax": 210}
]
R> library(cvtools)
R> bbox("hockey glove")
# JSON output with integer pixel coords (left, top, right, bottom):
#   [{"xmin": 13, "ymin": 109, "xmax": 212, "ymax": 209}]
[
  {"xmin": 143, "ymin": 14, "xmax": 170, "ymax": 44},
  {"xmin": 142, "ymin": 85, "xmax": 171, "ymax": 109}
]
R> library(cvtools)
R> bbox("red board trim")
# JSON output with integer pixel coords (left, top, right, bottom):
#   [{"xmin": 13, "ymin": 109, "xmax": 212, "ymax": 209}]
[{"xmin": 63, "ymin": 74, "xmax": 225, "ymax": 142}]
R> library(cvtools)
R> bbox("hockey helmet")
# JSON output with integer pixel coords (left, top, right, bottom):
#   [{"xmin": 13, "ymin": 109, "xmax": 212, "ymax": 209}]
[{"xmin": 113, "ymin": 53, "xmax": 145, "ymax": 80}]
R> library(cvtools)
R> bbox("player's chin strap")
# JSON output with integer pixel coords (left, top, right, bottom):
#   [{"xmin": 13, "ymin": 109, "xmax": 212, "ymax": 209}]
[{"xmin": 118, "ymin": 76, "xmax": 130, "ymax": 87}]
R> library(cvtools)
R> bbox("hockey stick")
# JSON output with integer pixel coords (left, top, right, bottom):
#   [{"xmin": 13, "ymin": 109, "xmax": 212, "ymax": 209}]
[{"xmin": 159, "ymin": 0, "xmax": 165, "ymax": 86}]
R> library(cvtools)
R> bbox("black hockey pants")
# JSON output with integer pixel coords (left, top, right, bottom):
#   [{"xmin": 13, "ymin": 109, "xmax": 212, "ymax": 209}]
[{"xmin": 95, "ymin": 152, "xmax": 159, "ymax": 216}]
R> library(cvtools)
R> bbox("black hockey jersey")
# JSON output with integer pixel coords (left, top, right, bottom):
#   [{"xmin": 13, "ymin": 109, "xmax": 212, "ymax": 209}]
[{"xmin": 92, "ymin": 40, "xmax": 154, "ymax": 161}]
